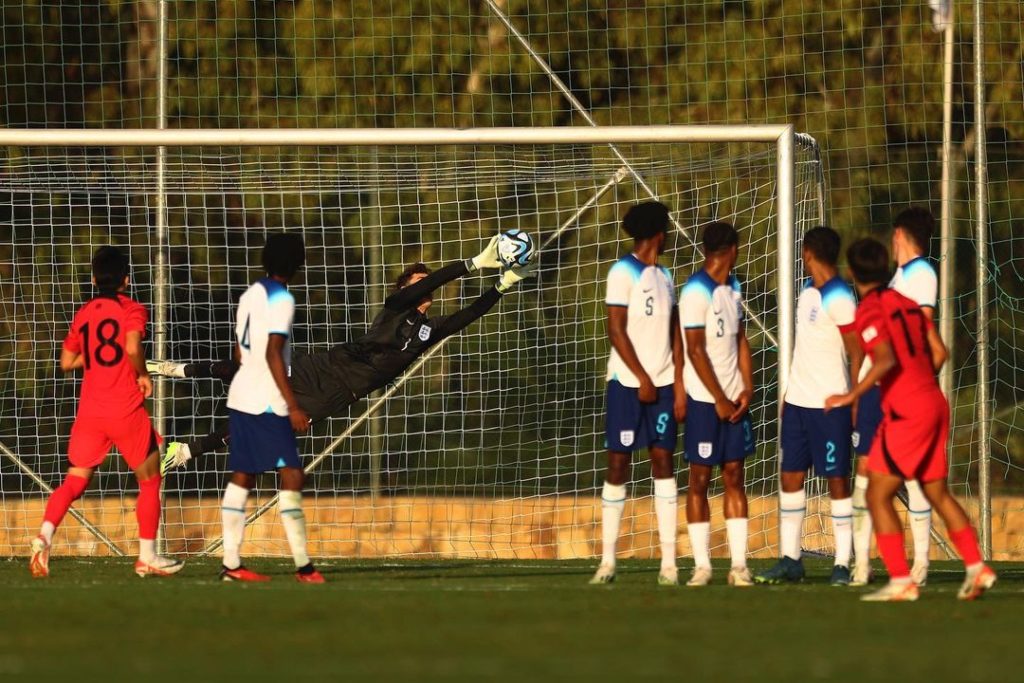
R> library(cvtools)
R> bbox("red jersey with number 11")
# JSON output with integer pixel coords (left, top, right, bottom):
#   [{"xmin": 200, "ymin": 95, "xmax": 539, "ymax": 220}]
[
  {"xmin": 854, "ymin": 287, "xmax": 940, "ymax": 412},
  {"xmin": 62, "ymin": 294, "xmax": 148, "ymax": 420}
]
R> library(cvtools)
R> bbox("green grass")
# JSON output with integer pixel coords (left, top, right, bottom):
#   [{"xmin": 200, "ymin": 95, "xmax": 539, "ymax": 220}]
[{"xmin": 1, "ymin": 558, "xmax": 1021, "ymax": 682}]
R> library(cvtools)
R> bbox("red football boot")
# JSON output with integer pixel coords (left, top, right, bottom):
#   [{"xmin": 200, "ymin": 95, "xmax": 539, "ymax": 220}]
[
  {"xmin": 220, "ymin": 565, "xmax": 271, "ymax": 582},
  {"xmin": 295, "ymin": 565, "xmax": 326, "ymax": 584}
]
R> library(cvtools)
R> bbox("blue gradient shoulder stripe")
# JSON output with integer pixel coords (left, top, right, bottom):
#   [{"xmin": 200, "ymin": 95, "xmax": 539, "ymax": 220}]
[
  {"xmin": 901, "ymin": 256, "xmax": 936, "ymax": 279},
  {"xmin": 820, "ymin": 276, "xmax": 855, "ymax": 307},
  {"xmin": 608, "ymin": 253, "xmax": 646, "ymax": 283},
  {"xmin": 681, "ymin": 269, "xmax": 715, "ymax": 302}
]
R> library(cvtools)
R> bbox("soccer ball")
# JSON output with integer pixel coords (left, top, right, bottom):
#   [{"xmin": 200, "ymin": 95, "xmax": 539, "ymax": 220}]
[{"xmin": 497, "ymin": 229, "xmax": 535, "ymax": 268}]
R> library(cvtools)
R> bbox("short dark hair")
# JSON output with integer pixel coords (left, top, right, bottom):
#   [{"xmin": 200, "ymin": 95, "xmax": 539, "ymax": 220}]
[
  {"xmin": 395, "ymin": 262, "xmax": 431, "ymax": 290},
  {"xmin": 92, "ymin": 246, "xmax": 130, "ymax": 293},
  {"xmin": 802, "ymin": 226, "xmax": 841, "ymax": 266},
  {"xmin": 893, "ymin": 207, "xmax": 935, "ymax": 253},
  {"xmin": 262, "ymin": 233, "xmax": 306, "ymax": 279},
  {"xmin": 622, "ymin": 201, "xmax": 670, "ymax": 241},
  {"xmin": 702, "ymin": 221, "xmax": 739, "ymax": 254},
  {"xmin": 846, "ymin": 238, "xmax": 892, "ymax": 285}
]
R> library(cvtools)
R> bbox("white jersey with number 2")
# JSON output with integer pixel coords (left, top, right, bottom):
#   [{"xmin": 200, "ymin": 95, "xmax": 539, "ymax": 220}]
[
  {"xmin": 605, "ymin": 254, "xmax": 676, "ymax": 388},
  {"xmin": 786, "ymin": 277, "xmax": 858, "ymax": 408}
]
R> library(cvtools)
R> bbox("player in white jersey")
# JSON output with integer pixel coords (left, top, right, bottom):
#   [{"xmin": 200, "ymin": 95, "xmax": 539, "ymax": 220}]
[
  {"xmin": 219, "ymin": 233, "xmax": 323, "ymax": 583},
  {"xmin": 755, "ymin": 227, "xmax": 863, "ymax": 586},
  {"xmin": 851, "ymin": 207, "xmax": 938, "ymax": 586},
  {"xmin": 679, "ymin": 222, "xmax": 755, "ymax": 587},
  {"xmin": 590, "ymin": 201, "xmax": 686, "ymax": 587}
]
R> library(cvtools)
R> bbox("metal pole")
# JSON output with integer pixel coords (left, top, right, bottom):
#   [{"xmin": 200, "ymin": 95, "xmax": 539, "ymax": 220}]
[
  {"xmin": 153, "ymin": 0, "xmax": 170, "ymax": 555},
  {"xmin": 973, "ymin": 0, "xmax": 991, "ymax": 559},
  {"xmin": 776, "ymin": 127, "xmax": 795, "ymax": 406},
  {"xmin": 939, "ymin": 6, "xmax": 956, "ymax": 412},
  {"xmin": 366, "ymin": 162, "xmax": 385, "ymax": 500},
  {"xmin": 196, "ymin": 173, "xmax": 626, "ymax": 556}
]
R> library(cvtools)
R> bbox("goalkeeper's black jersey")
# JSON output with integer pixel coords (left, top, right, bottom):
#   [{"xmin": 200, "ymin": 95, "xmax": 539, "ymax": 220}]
[{"xmin": 289, "ymin": 260, "xmax": 503, "ymax": 421}]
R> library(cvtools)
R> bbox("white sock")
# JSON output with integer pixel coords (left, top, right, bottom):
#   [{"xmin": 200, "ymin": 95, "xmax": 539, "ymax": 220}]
[
  {"xmin": 653, "ymin": 477, "xmax": 678, "ymax": 570},
  {"xmin": 853, "ymin": 474, "xmax": 872, "ymax": 564},
  {"xmin": 139, "ymin": 538, "xmax": 156, "ymax": 563},
  {"xmin": 831, "ymin": 497, "xmax": 853, "ymax": 567},
  {"xmin": 779, "ymin": 490, "xmax": 806, "ymax": 561},
  {"xmin": 279, "ymin": 490, "xmax": 311, "ymax": 569},
  {"xmin": 687, "ymin": 521, "xmax": 711, "ymax": 569},
  {"xmin": 221, "ymin": 482, "xmax": 249, "ymax": 570},
  {"xmin": 600, "ymin": 482, "xmax": 627, "ymax": 568},
  {"xmin": 905, "ymin": 479, "xmax": 932, "ymax": 567},
  {"xmin": 726, "ymin": 518, "xmax": 748, "ymax": 569},
  {"xmin": 40, "ymin": 521, "xmax": 56, "ymax": 545}
]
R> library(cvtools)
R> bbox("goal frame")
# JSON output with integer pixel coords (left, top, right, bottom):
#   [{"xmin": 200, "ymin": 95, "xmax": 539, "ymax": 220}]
[{"xmin": 0, "ymin": 124, "xmax": 799, "ymax": 556}]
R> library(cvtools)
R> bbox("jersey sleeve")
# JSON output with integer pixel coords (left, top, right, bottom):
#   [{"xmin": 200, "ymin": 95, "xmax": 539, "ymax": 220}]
[
  {"xmin": 123, "ymin": 299, "xmax": 149, "ymax": 336},
  {"xmin": 855, "ymin": 300, "xmax": 890, "ymax": 354},
  {"xmin": 605, "ymin": 261, "xmax": 634, "ymax": 307},
  {"xmin": 680, "ymin": 280, "xmax": 710, "ymax": 328},
  {"xmin": 731, "ymin": 276, "xmax": 745, "ymax": 323},
  {"xmin": 823, "ymin": 284, "xmax": 857, "ymax": 333},
  {"xmin": 901, "ymin": 261, "xmax": 938, "ymax": 308},
  {"xmin": 267, "ymin": 289, "xmax": 295, "ymax": 336}
]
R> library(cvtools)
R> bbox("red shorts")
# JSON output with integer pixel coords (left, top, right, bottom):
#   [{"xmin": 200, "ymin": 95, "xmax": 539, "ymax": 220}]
[
  {"xmin": 867, "ymin": 394, "xmax": 949, "ymax": 483},
  {"xmin": 68, "ymin": 407, "xmax": 162, "ymax": 470}
]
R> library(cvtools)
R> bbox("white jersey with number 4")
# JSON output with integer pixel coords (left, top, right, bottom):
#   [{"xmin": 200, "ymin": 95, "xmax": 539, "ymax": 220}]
[
  {"xmin": 227, "ymin": 277, "xmax": 295, "ymax": 416},
  {"xmin": 679, "ymin": 269, "xmax": 745, "ymax": 403},
  {"xmin": 859, "ymin": 256, "xmax": 937, "ymax": 380},
  {"xmin": 786, "ymin": 277, "xmax": 857, "ymax": 408},
  {"xmin": 605, "ymin": 254, "xmax": 676, "ymax": 388}
]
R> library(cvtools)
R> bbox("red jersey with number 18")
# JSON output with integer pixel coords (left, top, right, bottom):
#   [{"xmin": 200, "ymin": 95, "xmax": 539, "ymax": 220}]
[
  {"xmin": 854, "ymin": 287, "xmax": 941, "ymax": 411},
  {"xmin": 62, "ymin": 294, "xmax": 148, "ymax": 420}
]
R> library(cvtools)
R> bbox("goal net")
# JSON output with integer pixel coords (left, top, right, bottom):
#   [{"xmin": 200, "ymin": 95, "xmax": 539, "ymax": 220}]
[{"xmin": 0, "ymin": 127, "xmax": 826, "ymax": 560}]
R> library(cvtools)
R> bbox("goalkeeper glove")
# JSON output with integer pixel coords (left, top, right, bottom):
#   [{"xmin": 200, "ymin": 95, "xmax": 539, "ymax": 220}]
[
  {"xmin": 496, "ymin": 259, "xmax": 539, "ymax": 293},
  {"xmin": 469, "ymin": 235, "xmax": 502, "ymax": 272}
]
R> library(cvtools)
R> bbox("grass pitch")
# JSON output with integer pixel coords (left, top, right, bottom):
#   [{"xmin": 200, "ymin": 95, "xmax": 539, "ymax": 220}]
[{"xmin": 1, "ymin": 557, "xmax": 1021, "ymax": 682}]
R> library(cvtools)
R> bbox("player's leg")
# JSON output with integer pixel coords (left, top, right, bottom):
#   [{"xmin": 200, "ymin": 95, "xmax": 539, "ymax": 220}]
[
  {"xmin": 827, "ymin": 475, "xmax": 853, "ymax": 585},
  {"xmin": 851, "ymin": 386, "xmax": 882, "ymax": 586},
  {"xmin": 32, "ymin": 464, "xmax": 95, "ymax": 578},
  {"xmin": 219, "ymin": 409, "xmax": 268, "ymax": 581},
  {"xmin": 722, "ymin": 416, "xmax": 755, "ymax": 587},
  {"xmin": 147, "ymin": 358, "xmax": 240, "ymax": 381},
  {"xmin": 649, "ymin": 446, "xmax": 678, "ymax": 585},
  {"xmin": 685, "ymin": 462, "xmax": 713, "ymax": 586},
  {"xmin": 162, "ymin": 423, "xmax": 231, "ymax": 473},
  {"xmin": 817, "ymin": 405, "xmax": 853, "ymax": 585},
  {"xmin": 918, "ymin": 478, "xmax": 996, "ymax": 600},
  {"xmin": 278, "ymin": 466, "xmax": 323, "ymax": 583},
  {"xmin": 904, "ymin": 478, "xmax": 932, "ymax": 585},
  {"xmin": 758, "ymin": 405, "xmax": 809, "ymax": 584},
  {"xmin": 591, "ymin": 380, "xmax": 639, "ymax": 584},
  {"xmin": 861, "ymin": 470, "xmax": 918, "ymax": 602}
]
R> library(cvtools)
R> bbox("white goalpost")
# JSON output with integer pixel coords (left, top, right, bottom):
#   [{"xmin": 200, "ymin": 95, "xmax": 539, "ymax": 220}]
[{"xmin": 0, "ymin": 125, "xmax": 829, "ymax": 561}]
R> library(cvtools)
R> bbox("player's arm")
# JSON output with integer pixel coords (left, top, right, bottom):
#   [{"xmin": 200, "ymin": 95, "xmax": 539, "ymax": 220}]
[
  {"xmin": 266, "ymin": 334, "xmax": 309, "ymax": 433},
  {"xmin": 825, "ymin": 339, "xmax": 895, "ymax": 410},
  {"xmin": 384, "ymin": 239, "xmax": 501, "ymax": 312},
  {"xmin": 684, "ymin": 327, "xmax": 735, "ymax": 420},
  {"xmin": 926, "ymin": 325, "xmax": 948, "ymax": 372},
  {"xmin": 429, "ymin": 287, "xmax": 503, "ymax": 340},
  {"xmin": 608, "ymin": 306, "xmax": 656, "ymax": 403},
  {"xmin": 841, "ymin": 329, "xmax": 864, "ymax": 419},
  {"xmin": 731, "ymin": 320, "xmax": 754, "ymax": 423},
  {"xmin": 59, "ymin": 348, "xmax": 85, "ymax": 373},
  {"xmin": 671, "ymin": 307, "xmax": 686, "ymax": 421},
  {"xmin": 124, "ymin": 330, "xmax": 153, "ymax": 398}
]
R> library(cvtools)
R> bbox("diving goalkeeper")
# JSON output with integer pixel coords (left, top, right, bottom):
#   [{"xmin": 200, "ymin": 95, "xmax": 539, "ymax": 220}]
[{"xmin": 152, "ymin": 237, "xmax": 536, "ymax": 472}]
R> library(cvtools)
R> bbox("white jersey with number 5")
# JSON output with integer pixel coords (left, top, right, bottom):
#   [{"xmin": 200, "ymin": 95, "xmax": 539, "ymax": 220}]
[
  {"xmin": 227, "ymin": 277, "xmax": 295, "ymax": 416},
  {"xmin": 859, "ymin": 256, "xmax": 937, "ymax": 380},
  {"xmin": 605, "ymin": 254, "xmax": 675, "ymax": 388},
  {"xmin": 679, "ymin": 269, "xmax": 744, "ymax": 403},
  {"xmin": 786, "ymin": 277, "xmax": 858, "ymax": 408}
]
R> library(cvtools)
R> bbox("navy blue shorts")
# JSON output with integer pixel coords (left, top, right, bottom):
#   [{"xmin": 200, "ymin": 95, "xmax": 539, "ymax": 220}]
[
  {"xmin": 228, "ymin": 409, "xmax": 301, "ymax": 473},
  {"xmin": 781, "ymin": 403, "xmax": 852, "ymax": 478},
  {"xmin": 683, "ymin": 397, "xmax": 755, "ymax": 466},
  {"xmin": 853, "ymin": 386, "xmax": 883, "ymax": 455},
  {"xmin": 605, "ymin": 380, "xmax": 677, "ymax": 453}
]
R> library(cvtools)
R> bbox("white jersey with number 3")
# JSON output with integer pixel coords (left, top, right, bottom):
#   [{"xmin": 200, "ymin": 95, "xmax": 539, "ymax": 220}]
[
  {"xmin": 605, "ymin": 254, "xmax": 676, "ymax": 388},
  {"xmin": 227, "ymin": 277, "xmax": 295, "ymax": 416},
  {"xmin": 679, "ymin": 269, "xmax": 745, "ymax": 403},
  {"xmin": 859, "ymin": 256, "xmax": 937, "ymax": 380}
]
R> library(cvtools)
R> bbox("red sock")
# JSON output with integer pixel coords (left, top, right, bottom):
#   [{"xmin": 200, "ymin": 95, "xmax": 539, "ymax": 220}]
[
  {"xmin": 949, "ymin": 526, "xmax": 982, "ymax": 567},
  {"xmin": 136, "ymin": 476, "xmax": 162, "ymax": 541},
  {"xmin": 43, "ymin": 475, "xmax": 89, "ymax": 528},
  {"xmin": 875, "ymin": 532, "xmax": 910, "ymax": 580}
]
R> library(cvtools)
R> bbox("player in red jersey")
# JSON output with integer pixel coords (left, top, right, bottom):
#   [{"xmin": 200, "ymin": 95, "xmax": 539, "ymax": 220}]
[
  {"xmin": 825, "ymin": 238, "xmax": 995, "ymax": 601},
  {"xmin": 29, "ymin": 246, "xmax": 184, "ymax": 579}
]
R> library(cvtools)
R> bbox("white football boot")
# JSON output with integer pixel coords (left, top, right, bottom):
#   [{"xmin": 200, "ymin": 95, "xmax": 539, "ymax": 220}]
[
  {"xmin": 728, "ymin": 566, "xmax": 754, "ymax": 587},
  {"xmin": 135, "ymin": 555, "xmax": 185, "ymax": 578},
  {"xmin": 588, "ymin": 564, "xmax": 616, "ymax": 585},
  {"xmin": 686, "ymin": 565, "xmax": 712, "ymax": 586},
  {"xmin": 911, "ymin": 562, "xmax": 929, "ymax": 587},
  {"xmin": 860, "ymin": 580, "xmax": 919, "ymax": 602},
  {"xmin": 657, "ymin": 566, "xmax": 679, "ymax": 586}
]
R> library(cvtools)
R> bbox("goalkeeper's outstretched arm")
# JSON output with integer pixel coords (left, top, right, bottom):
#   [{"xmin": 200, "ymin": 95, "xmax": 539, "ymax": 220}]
[{"xmin": 384, "ymin": 236, "xmax": 502, "ymax": 311}]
